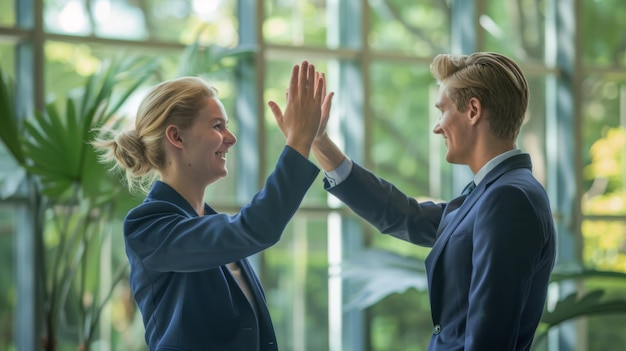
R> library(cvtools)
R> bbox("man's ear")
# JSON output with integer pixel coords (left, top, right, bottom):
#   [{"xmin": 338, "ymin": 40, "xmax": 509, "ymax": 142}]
[
  {"xmin": 165, "ymin": 125, "xmax": 184, "ymax": 149},
  {"xmin": 467, "ymin": 97, "xmax": 483, "ymax": 125}
]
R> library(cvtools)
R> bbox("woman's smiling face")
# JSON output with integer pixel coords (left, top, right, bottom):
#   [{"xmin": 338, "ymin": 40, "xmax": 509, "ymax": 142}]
[{"xmin": 180, "ymin": 97, "xmax": 237, "ymax": 186}]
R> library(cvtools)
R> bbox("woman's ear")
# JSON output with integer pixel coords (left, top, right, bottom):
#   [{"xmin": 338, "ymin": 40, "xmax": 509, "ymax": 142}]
[
  {"xmin": 467, "ymin": 97, "xmax": 483, "ymax": 125},
  {"xmin": 165, "ymin": 125, "xmax": 184, "ymax": 149}
]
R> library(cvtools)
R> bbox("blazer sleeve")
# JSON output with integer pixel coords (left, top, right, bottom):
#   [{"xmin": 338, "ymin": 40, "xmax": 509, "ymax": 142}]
[
  {"xmin": 123, "ymin": 146, "xmax": 319, "ymax": 272},
  {"xmin": 327, "ymin": 162, "xmax": 444, "ymax": 247},
  {"xmin": 465, "ymin": 185, "xmax": 552, "ymax": 350}
]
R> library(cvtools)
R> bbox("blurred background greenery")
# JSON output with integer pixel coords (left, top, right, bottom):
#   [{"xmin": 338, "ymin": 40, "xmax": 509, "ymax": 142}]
[{"xmin": 1, "ymin": 0, "xmax": 625, "ymax": 350}]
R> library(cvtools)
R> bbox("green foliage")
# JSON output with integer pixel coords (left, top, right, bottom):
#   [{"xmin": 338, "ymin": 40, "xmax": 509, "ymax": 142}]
[
  {"xmin": 0, "ymin": 70, "xmax": 27, "ymax": 199},
  {"xmin": 533, "ymin": 268, "xmax": 626, "ymax": 347},
  {"xmin": 0, "ymin": 70, "xmax": 24, "ymax": 165},
  {"xmin": 2, "ymin": 28, "xmax": 258, "ymax": 348},
  {"xmin": 581, "ymin": 0, "xmax": 626, "ymax": 67},
  {"xmin": 541, "ymin": 289, "xmax": 626, "ymax": 326},
  {"xmin": 342, "ymin": 249, "xmax": 427, "ymax": 311},
  {"xmin": 177, "ymin": 31, "xmax": 256, "ymax": 79},
  {"xmin": 342, "ymin": 250, "xmax": 626, "ymax": 350},
  {"xmin": 0, "ymin": 57, "xmax": 158, "ymax": 351},
  {"xmin": 24, "ymin": 58, "xmax": 158, "ymax": 201}
]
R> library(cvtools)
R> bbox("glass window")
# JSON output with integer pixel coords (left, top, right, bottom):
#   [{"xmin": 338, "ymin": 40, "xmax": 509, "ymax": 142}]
[
  {"xmin": 581, "ymin": 75, "xmax": 626, "ymax": 216},
  {"xmin": 44, "ymin": 0, "xmax": 96, "ymax": 36},
  {"xmin": 582, "ymin": 220, "xmax": 626, "ymax": 271},
  {"xmin": 482, "ymin": 0, "xmax": 546, "ymax": 64},
  {"xmin": 368, "ymin": 288, "xmax": 431, "ymax": 351},
  {"xmin": 263, "ymin": 0, "xmax": 328, "ymax": 47},
  {"xmin": 365, "ymin": 230, "xmax": 431, "ymax": 351},
  {"xmin": 519, "ymin": 75, "xmax": 548, "ymax": 185},
  {"xmin": 369, "ymin": 61, "xmax": 449, "ymax": 199},
  {"xmin": 0, "ymin": 43, "xmax": 14, "ymax": 77},
  {"xmin": 0, "ymin": 202, "xmax": 15, "ymax": 351},
  {"xmin": 263, "ymin": 215, "xmax": 329, "ymax": 350},
  {"xmin": 6, "ymin": 1, "xmax": 626, "ymax": 350},
  {"xmin": 0, "ymin": 0, "xmax": 15, "ymax": 27},
  {"xmin": 44, "ymin": 40, "xmax": 242, "ymax": 205},
  {"xmin": 363, "ymin": 61, "xmax": 445, "ymax": 351},
  {"xmin": 582, "ymin": 0, "xmax": 626, "ymax": 68},
  {"xmin": 144, "ymin": 0, "xmax": 239, "ymax": 45},
  {"xmin": 43, "ymin": 0, "xmax": 239, "ymax": 45},
  {"xmin": 368, "ymin": 0, "xmax": 449, "ymax": 57},
  {"xmin": 579, "ymin": 0, "xmax": 626, "ymax": 338},
  {"xmin": 580, "ymin": 220, "xmax": 626, "ymax": 346}
]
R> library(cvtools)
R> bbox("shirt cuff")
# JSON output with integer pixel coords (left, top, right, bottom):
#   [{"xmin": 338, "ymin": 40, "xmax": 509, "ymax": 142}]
[{"xmin": 324, "ymin": 157, "xmax": 353, "ymax": 187}]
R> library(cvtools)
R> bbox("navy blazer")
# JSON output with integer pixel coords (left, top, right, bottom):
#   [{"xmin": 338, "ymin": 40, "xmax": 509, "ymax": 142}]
[
  {"xmin": 123, "ymin": 146, "xmax": 319, "ymax": 351},
  {"xmin": 328, "ymin": 154, "xmax": 556, "ymax": 351}
]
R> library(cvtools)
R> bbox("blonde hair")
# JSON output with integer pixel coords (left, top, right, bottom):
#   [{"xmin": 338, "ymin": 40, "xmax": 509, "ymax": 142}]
[
  {"xmin": 93, "ymin": 76, "xmax": 218, "ymax": 193},
  {"xmin": 430, "ymin": 52, "xmax": 529, "ymax": 140}
]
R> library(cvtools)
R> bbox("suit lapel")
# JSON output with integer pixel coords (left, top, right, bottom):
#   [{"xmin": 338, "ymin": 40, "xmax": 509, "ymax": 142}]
[
  {"xmin": 425, "ymin": 154, "xmax": 533, "ymax": 288},
  {"xmin": 426, "ymin": 187, "xmax": 482, "ymax": 286},
  {"xmin": 434, "ymin": 195, "xmax": 468, "ymax": 238}
]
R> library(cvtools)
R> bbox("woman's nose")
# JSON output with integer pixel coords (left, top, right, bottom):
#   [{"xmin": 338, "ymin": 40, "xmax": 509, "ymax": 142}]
[{"xmin": 225, "ymin": 129, "xmax": 237, "ymax": 146}]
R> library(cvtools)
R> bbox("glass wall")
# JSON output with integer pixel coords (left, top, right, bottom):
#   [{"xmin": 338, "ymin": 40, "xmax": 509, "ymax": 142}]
[
  {"xmin": 0, "ymin": 0, "xmax": 15, "ymax": 27},
  {"xmin": 579, "ymin": 0, "xmax": 626, "ymax": 348},
  {"xmin": 0, "ymin": 202, "xmax": 15, "ymax": 350},
  {"xmin": 2, "ymin": 0, "xmax": 626, "ymax": 350}
]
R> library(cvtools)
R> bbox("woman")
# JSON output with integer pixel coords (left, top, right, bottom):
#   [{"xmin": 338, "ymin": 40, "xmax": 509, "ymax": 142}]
[{"xmin": 94, "ymin": 61, "xmax": 329, "ymax": 350}]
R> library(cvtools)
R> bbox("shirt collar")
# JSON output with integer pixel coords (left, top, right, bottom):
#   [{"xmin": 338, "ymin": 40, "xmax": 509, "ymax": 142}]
[{"xmin": 474, "ymin": 149, "xmax": 522, "ymax": 185}]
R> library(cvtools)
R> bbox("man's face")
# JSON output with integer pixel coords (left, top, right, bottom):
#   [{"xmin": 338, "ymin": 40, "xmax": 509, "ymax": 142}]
[{"xmin": 432, "ymin": 84, "xmax": 474, "ymax": 165}]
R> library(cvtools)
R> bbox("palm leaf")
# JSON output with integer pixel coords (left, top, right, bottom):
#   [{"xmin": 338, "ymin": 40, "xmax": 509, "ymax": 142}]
[
  {"xmin": 102, "ymin": 58, "xmax": 160, "ymax": 124},
  {"xmin": 24, "ymin": 100, "xmax": 83, "ymax": 199},
  {"xmin": 542, "ymin": 290, "xmax": 626, "ymax": 327},
  {"xmin": 549, "ymin": 267, "xmax": 626, "ymax": 283},
  {"xmin": 531, "ymin": 266, "xmax": 626, "ymax": 348},
  {"xmin": 0, "ymin": 66, "xmax": 25, "ymax": 165},
  {"xmin": 0, "ymin": 158, "xmax": 26, "ymax": 199},
  {"xmin": 541, "ymin": 266, "xmax": 626, "ymax": 325},
  {"xmin": 0, "ymin": 66, "xmax": 29, "ymax": 199},
  {"xmin": 342, "ymin": 249, "xmax": 427, "ymax": 310},
  {"xmin": 22, "ymin": 57, "xmax": 159, "ymax": 201}
]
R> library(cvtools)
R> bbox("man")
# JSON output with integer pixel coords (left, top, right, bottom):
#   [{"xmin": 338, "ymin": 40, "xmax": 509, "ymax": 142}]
[{"xmin": 308, "ymin": 52, "xmax": 555, "ymax": 350}]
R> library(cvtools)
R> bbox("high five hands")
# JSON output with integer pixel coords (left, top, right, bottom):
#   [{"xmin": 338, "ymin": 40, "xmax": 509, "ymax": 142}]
[{"xmin": 268, "ymin": 61, "xmax": 334, "ymax": 158}]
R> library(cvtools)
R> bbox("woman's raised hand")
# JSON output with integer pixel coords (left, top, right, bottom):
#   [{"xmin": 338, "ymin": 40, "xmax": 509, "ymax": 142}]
[
  {"xmin": 268, "ymin": 61, "xmax": 331, "ymax": 158},
  {"xmin": 314, "ymin": 71, "xmax": 334, "ymax": 140}
]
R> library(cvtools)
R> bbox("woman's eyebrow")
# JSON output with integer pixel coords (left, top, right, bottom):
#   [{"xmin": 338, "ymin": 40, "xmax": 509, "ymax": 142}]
[{"xmin": 209, "ymin": 116, "xmax": 228, "ymax": 123}]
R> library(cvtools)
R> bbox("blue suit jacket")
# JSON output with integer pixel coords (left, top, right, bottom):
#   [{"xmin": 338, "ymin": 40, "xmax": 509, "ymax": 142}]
[
  {"xmin": 327, "ymin": 154, "xmax": 556, "ymax": 351},
  {"xmin": 123, "ymin": 146, "xmax": 319, "ymax": 351}
]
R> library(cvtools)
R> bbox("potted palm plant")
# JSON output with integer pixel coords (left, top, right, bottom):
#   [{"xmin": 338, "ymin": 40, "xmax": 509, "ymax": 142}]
[
  {"xmin": 0, "ymin": 57, "xmax": 158, "ymax": 351},
  {"xmin": 0, "ymin": 29, "xmax": 256, "ymax": 349}
]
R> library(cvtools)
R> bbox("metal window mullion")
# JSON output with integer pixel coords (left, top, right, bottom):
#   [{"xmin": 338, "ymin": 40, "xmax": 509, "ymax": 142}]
[
  {"xmin": 235, "ymin": 0, "xmax": 262, "ymax": 274},
  {"xmin": 545, "ymin": 0, "xmax": 581, "ymax": 350},
  {"xmin": 449, "ymin": 0, "xmax": 478, "ymax": 194},
  {"xmin": 327, "ymin": 0, "xmax": 366, "ymax": 350},
  {"xmin": 14, "ymin": 0, "xmax": 44, "ymax": 350}
]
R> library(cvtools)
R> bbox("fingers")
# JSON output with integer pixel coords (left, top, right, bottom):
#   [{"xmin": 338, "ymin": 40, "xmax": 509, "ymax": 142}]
[
  {"xmin": 317, "ymin": 91, "xmax": 334, "ymax": 139},
  {"xmin": 267, "ymin": 101, "xmax": 283, "ymax": 120},
  {"xmin": 306, "ymin": 62, "xmax": 315, "ymax": 100},
  {"xmin": 320, "ymin": 72, "xmax": 327, "ymax": 99},
  {"xmin": 314, "ymin": 72, "xmax": 326, "ymax": 98},
  {"xmin": 314, "ymin": 73, "xmax": 325, "ymax": 106},
  {"xmin": 288, "ymin": 64, "xmax": 300, "ymax": 103},
  {"xmin": 298, "ymin": 61, "xmax": 309, "ymax": 100},
  {"xmin": 289, "ymin": 61, "xmax": 319, "ymax": 102},
  {"xmin": 322, "ymin": 92, "xmax": 334, "ymax": 118}
]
